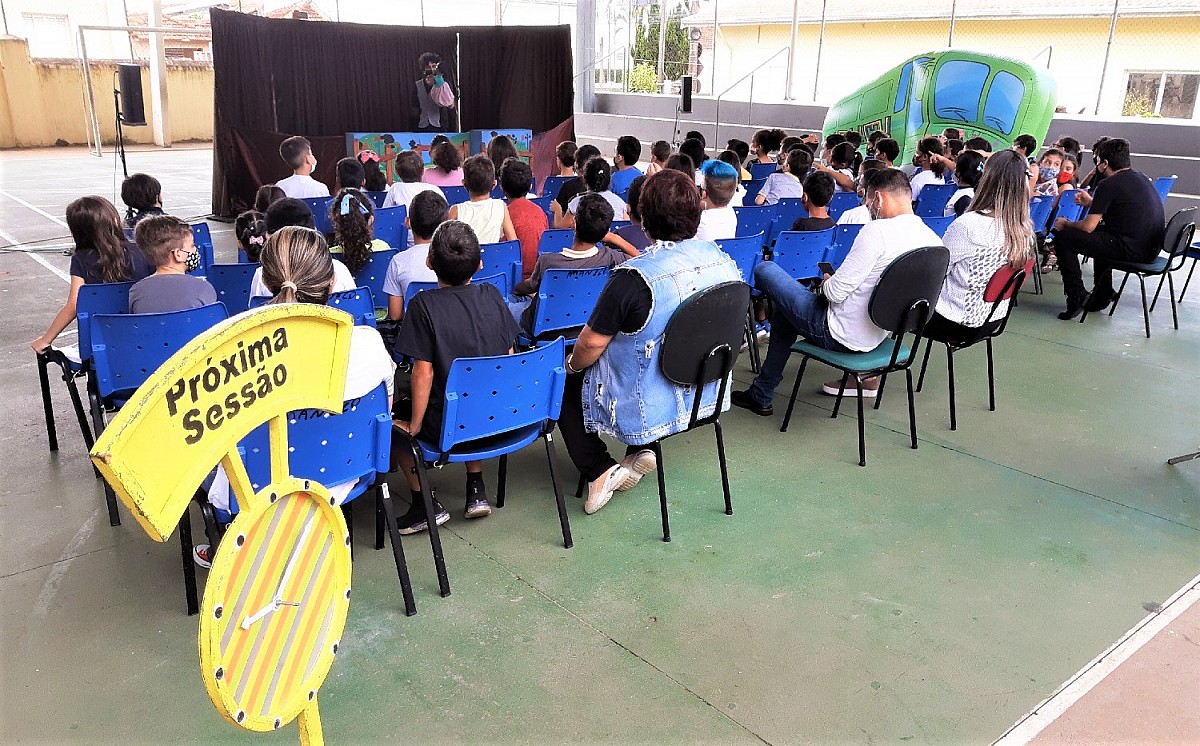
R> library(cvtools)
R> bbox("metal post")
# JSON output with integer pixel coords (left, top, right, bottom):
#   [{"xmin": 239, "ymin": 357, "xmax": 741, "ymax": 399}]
[
  {"xmin": 1095, "ymin": 0, "xmax": 1120, "ymax": 115},
  {"xmin": 812, "ymin": 0, "xmax": 827, "ymax": 102},
  {"xmin": 711, "ymin": 0, "xmax": 719, "ymax": 98},
  {"xmin": 420, "ymin": 0, "xmax": 425, "ymax": 25},
  {"xmin": 948, "ymin": 0, "xmax": 957, "ymax": 47},
  {"xmin": 576, "ymin": 0, "xmax": 597, "ymax": 113},
  {"xmin": 656, "ymin": 2, "xmax": 667, "ymax": 88},
  {"xmin": 148, "ymin": 0, "xmax": 171, "ymax": 147},
  {"xmin": 495, "ymin": 0, "xmax": 502, "ymax": 25},
  {"xmin": 79, "ymin": 28, "xmax": 103, "ymax": 156},
  {"xmin": 784, "ymin": 0, "xmax": 799, "ymax": 100}
]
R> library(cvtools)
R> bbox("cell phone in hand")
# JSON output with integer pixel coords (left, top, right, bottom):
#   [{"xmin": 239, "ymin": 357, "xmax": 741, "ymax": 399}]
[{"xmin": 818, "ymin": 261, "xmax": 835, "ymax": 276}]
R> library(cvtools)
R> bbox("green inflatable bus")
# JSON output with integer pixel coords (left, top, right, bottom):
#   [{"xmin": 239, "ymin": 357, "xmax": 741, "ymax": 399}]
[{"xmin": 823, "ymin": 50, "xmax": 1057, "ymax": 163}]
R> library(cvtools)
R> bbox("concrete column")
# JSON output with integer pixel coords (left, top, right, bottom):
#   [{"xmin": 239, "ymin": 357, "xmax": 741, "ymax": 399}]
[
  {"xmin": 148, "ymin": 0, "xmax": 171, "ymax": 147},
  {"xmin": 575, "ymin": 0, "xmax": 596, "ymax": 114}
]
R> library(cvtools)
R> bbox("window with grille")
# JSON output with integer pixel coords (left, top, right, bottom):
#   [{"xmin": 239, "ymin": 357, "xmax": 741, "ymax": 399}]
[{"xmin": 1123, "ymin": 71, "xmax": 1199, "ymax": 119}]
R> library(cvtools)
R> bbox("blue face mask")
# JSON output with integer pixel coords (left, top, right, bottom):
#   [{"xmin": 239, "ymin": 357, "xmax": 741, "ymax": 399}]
[{"xmin": 1038, "ymin": 166, "xmax": 1059, "ymax": 181}]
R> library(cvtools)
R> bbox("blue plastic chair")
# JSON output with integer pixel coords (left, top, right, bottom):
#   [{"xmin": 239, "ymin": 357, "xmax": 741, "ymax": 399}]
[
  {"xmin": 366, "ymin": 190, "xmax": 388, "ymax": 208},
  {"xmin": 610, "ymin": 220, "xmax": 632, "ymax": 233},
  {"xmin": 373, "ymin": 205, "xmax": 407, "ymax": 249},
  {"xmin": 327, "ymin": 286, "xmax": 378, "ymax": 327},
  {"xmin": 441, "ymin": 186, "xmax": 470, "ymax": 205},
  {"xmin": 190, "ymin": 223, "xmax": 215, "ymax": 277},
  {"xmin": 392, "ymin": 338, "xmax": 572, "ymax": 598},
  {"xmin": 526, "ymin": 267, "xmax": 611, "ymax": 346},
  {"xmin": 749, "ymin": 162, "xmax": 777, "ymax": 181},
  {"xmin": 768, "ymin": 197, "xmax": 809, "ymax": 245},
  {"xmin": 537, "ymin": 228, "xmax": 575, "ymax": 254},
  {"xmin": 480, "ymin": 239, "xmax": 522, "ymax": 294},
  {"xmin": 1052, "ymin": 197, "xmax": 1086, "ymax": 226},
  {"xmin": 528, "ymin": 195, "xmax": 555, "ymax": 225},
  {"xmin": 540, "ymin": 175, "xmax": 572, "ymax": 201},
  {"xmin": 1029, "ymin": 195, "xmax": 1056, "ymax": 234},
  {"xmin": 921, "ymin": 215, "xmax": 955, "ymax": 238},
  {"xmin": 302, "ymin": 196, "xmax": 334, "ymax": 235},
  {"xmin": 206, "ymin": 263, "xmax": 258, "ymax": 313},
  {"xmin": 352, "ymin": 249, "xmax": 398, "ymax": 311},
  {"xmin": 715, "ymin": 234, "xmax": 766, "ymax": 373},
  {"xmin": 733, "ymin": 205, "xmax": 779, "ymax": 249},
  {"xmin": 741, "ymin": 178, "xmax": 767, "ymax": 205},
  {"xmin": 1154, "ymin": 175, "xmax": 1177, "ymax": 204},
  {"xmin": 827, "ymin": 191, "xmax": 861, "ymax": 222},
  {"xmin": 771, "ymin": 229, "xmax": 835, "ymax": 280},
  {"xmin": 914, "ymin": 183, "xmax": 957, "ymax": 218},
  {"xmin": 403, "ymin": 273, "xmax": 508, "ymax": 310},
  {"xmin": 829, "ymin": 224, "xmax": 865, "ymax": 267}
]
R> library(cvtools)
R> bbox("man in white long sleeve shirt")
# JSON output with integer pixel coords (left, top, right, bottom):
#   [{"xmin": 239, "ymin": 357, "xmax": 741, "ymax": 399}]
[{"xmin": 732, "ymin": 168, "xmax": 940, "ymax": 415}]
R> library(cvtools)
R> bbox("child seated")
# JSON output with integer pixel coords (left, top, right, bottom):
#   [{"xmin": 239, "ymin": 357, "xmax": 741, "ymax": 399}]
[
  {"xmin": 121, "ymin": 173, "xmax": 165, "ymax": 231},
  {"xmin": 755, "ymin": 148, "xmax": 811, "ymax": 205},
  {"xmin": 336, "ymin": 157, "xmax": 365, "ymax": 190},
  {"xmin": 836, "ymin": 160, "xmax": 884, "ymax": 226},
  {"xmin": 511, "ymin": 193, "xmax": 627, "ymax": 331},
  {"xmin": 128, "ymin": 215, "xmax": 217, "ymax": 313},
  {"xmin": 946, "ymin": 151, "xmax": 985, "ymax": 217},
  {"xmin": 254, "ymin": 185, "xmax": 285, "ymax": 212},
  {"xmin": 360, "ymin": 150, "xmax": 388, "ymax": 191},
  {"xmin": 564, "ymin": 158, "xmax": 628, "ymax": 227},
  {"xmin": 382, "ymin": 151, "xmax": 445, "ymax": 247},
  {"xmin": 449, "ymin": 155, "xmax": 516, "ymax": 245},
  {"xmin": 645, "ymin": 139, "xmax": 670, "ymax": 177},
  {"xmin": 1035, "ymin": 148, "xmax": 1065, "ymax": 197},
  {"xmin": 695, "ymin": 160, "xmax": 739, "ymax": 242},
  {"xmin": 329, "ymin": 188, "xmax": 391, "ymax": 275},
  {"xmin": 235, "ymin": 210, "xmax": 268, "ymax": 262},
  {"xmin": 248, "ymin": 199, "xmax": 356, "ymax": 298},
  {"xmin": 422, "ymin": 140, "xmax": 465, "ymax": 187},
  {"xmin": 393, "ymin": 221, "xmax": 523, "ymax": 531},
  {"xmin": 791, "ymin": 172, "xmax": 836, "ymax": 231},
  {"xmin": 384, "ymin": 190, "xmax": 446, "ymax": 320},
  {"xmin": 500, "ymin": 159, "xmax": 548, "ymax": 282},
  {"xmin": 274, "ymin": 135, "xmax": 330, "ymax": 199}
]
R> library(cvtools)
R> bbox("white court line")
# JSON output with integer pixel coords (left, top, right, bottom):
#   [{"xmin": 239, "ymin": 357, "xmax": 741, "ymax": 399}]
[
  {"xmin": 994, "ymin": 571, "xmax": 1200, "ymax": 745},
  {"xmin": 0, "ymin": 190, "xmax": 69, "ymax": 227},
  {"xmin": 0, "ymin": 226, "xmax": 71, "ymax": 283}
]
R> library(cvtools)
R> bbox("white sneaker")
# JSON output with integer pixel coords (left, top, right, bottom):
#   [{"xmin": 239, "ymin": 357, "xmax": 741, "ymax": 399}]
[
  {"xmin": 616, "ymin": 449, "xmax": 657, "ymax": 492},
  {"xmin": 583, "ymin": 464, "xmax": 631, "ymax": 515},
  {"xmin": 821, "ymin": 375, "xmax": 878, "ymax": 398}
]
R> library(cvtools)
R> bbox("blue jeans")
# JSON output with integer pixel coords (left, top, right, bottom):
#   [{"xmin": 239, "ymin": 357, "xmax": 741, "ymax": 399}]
[{"xmin": 747, "ymin": 261, "xmax": 851, "ymax": 406}]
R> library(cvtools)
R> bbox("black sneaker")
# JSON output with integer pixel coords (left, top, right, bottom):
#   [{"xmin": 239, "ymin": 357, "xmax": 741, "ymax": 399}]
[
  {"xmin": 464, "ymin": 479, "xmax": 491, "ymax": 518},
  {"xmin": 1084, "ymin": 288, "xmax": 1114, "ymax": 313},
  {"xmin": 1058, "ymin": 292, "xmax": 1088, "ymax": 320},
  {"xmin": 397, "ymin": 499, "xmax": 450, "ymax": 535},
  {"xmin": 731, "ymin": 389, "xmax": 773, "ymax": 417}
]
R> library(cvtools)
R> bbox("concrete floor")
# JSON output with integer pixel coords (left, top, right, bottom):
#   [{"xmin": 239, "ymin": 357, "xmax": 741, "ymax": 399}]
[{"xmin": 2, "ymin": 146, "xmax": 1198, "ymax": 743}]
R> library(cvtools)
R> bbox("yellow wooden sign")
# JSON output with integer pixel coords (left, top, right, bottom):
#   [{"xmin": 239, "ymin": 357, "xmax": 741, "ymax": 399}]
[{"xmin": 90, "ymin": 304, "xmax": 356, "ymax": 745}]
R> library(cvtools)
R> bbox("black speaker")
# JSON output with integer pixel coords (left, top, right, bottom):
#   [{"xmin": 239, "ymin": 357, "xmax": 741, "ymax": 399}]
[
  {"xmin": 117, "ymin": 63, "xmax": 147, "ymax": 126},
  {"xmin": 680, "ymin": 75, "xmax": 693, "ymax": 113}
]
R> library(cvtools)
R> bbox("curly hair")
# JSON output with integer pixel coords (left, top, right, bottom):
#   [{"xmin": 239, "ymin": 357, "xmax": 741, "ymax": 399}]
[
  {"xmin": 329, "ymin": 188, "xmax": 375, "ymax": 275},
  {"xmin": 235, "ymin": 210, "xmax": 269, "ymax": 262},
  {"xmin": 431, "ymin": 141, "xmax": 462, "ymax": 174}
]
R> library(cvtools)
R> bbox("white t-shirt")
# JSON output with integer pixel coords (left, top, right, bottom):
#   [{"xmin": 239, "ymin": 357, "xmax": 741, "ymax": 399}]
[
  {"xmin": 249, "ymin": 258, "xmax": 357, "ymax": 300},
  {"xmin": 821, "ymin": 213, "xmax": 941, "ymax": 351},
  {"xmin": 945, "ymin": 187, "xmax": 974, "ymax": 217},
  {"xmin": 936, "ymin": 211, "xmax": 1011, "ymax": 327},
  {"xmin": 910, "ymin": 169, "xmax": 945, "ymax": 201},
  {"xmin": 275, "ymin": 174, "xmax": 330, "ymax": 199},
  {"xmin": 694, "ymin": 206, "xmax": 739, "ymax": 242},
  {"xmin": 832, "ymin": 167, "xmax": 856, "ymax": 192},
  {"xmin": 836, "ymin": 205, "xmax": 873, "ymax": 225},
  {"xmin": 382, "ymin": 242, "xmax": 438, "ymax": 300},
  {"xmin": 382, "ymin": 182, "xmax": 444, "ymax": 248},
  {"xmin": 733, "ymin": 183, "xmax": 748, "ymax": 207},
  {"xmin": 567, "ymin": 190, "xmax": 628, "ymax": 220},
  {"xmin": 207, "ymin": 325, "xmax": 395, "ymax": 511}
]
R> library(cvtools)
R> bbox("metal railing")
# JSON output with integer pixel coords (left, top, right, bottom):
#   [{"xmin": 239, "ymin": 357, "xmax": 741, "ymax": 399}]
[
  {"xmin": 574, "ymin": 44, "xmax": 627, "ymax": 82},
  {"xmin": 713, "ymin": 46, "xmax": 790, "ymax": 149}
]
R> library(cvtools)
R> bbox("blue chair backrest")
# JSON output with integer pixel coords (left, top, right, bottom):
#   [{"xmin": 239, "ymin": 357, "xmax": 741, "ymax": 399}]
[
  {"xmin": 827, "ymin": 192, "xmax": 861, "ymax": 222},
  {"xmin": 189, "ymin": 223, "xmax": 214, "ymax": 278},
  {"xmin": 207, "ymin": 263, "xmax": 258, "ymax": 313},
  {"xmin": 441, "ymin": 186, "xmax": 470, "ymax": 205},
  {"xmin": 537, "ymin": 228, "xmax": 575, "ymax": 254},
  {"xmin": 373, "ymin": 205, "xmax": 407, "ymax": 249},
  {"xmin": 541, "ymin": 175, "xmax": 572, "ymax": 201},
  {"xmin": 90, "ymin": 303, "xmax": 229, "ymax": 399},
  {"xmin": 1154, "ymin": 175, "xmax": 1176, "ymax": 204},
  {"xmin": 352, "ymin": 249, "xmax": 398, "ymax": 310},
  {"xmin": 742, "ymin": 178, "xmax": 767, "ymax": 205},
  {"xmin": 366, "ymin": 190, "xmax": 388, "ymax": 208},
  {"xmin": 531, "ymin": 267, "xmax": 611, "ymax": 339},
  {"xmin": 404, "ymin": 273, "xmax": 508, "ymax": 310},
  {"xmin": 480, "ymin": 239, "xmax": 522, "ymax": 294},
  {"xmin": 733, "ymin": 205, "xmax": 779, "ymax": 248},
  {"xmin": 610, "ymin": 220, "xmax": 632, "ymax": 233},
  {"xmin": 1053, "ymin": 198, "xmax": 1085, "ymax": 224},
  {"xmin": 914, "ymin": 183, "xmax": 958, "ymax": 217},
  {"xmin": 1029, "ymin": 195, "xmax": 1056, "ymax": 234},
  {"xmin": 239, "ymin": 383, "xmax": 391, "ymax": 502},
  {"xmin": 76, "ymin": 281, "xmax": 134, "ymax": 363},
  {"xmin": 749, "ymin": 162, "xmax": 777, "ymax": 181},
  {"xmin": 248, "ymin": 295, "xmax": 269, "ymax": 309},
  {"xmin": 530, "ymin": 195, "xmax": 555, "ymax": 224},
  {"xmin": 828, "ymin": 224, "xmax": 865, "ymax": 267},
  {"xmin": 436, "ymin": 338, "xmax": 567, "ymax": 453},
  {"xmin": 302, "ymin": 197, "xmax": 334, "ymax": 236},
  {"xmin": 772, "ymin": 229, "xmax": 835, "ymax": 280},
  {"xmin": 327, "ymin": 286, "xmax": 377, "ymax": 327},
  {"xmin": 715, "ymin": 234, "xmax": 764, "ymax": 285},
  {"xmin": 769, "ymin": 197, "xmax": 809, "ymax": 245},
  {"xmin": 922, "ymin": 215, "xmax": 955, "ymax": 238}
]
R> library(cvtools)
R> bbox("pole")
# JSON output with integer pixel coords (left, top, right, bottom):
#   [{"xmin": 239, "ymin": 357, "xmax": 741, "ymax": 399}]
[
  {"xmin": 0, "ymin": 0, "xmax": 8, "ymax": 35},
  {"xmin": 784, "ymin": 0, "xmax": 799, "ymax": 100},
  {"xmin": 420, "ymin": 0, "xmax": 425, "ymax": 25},
  {"xmin": 495, "ymin": 0, "xmax": 503, "ymax": 25},
  {"xmin": 1095, "ymin": 0, "xmax": 1119, "ymax": 115},
  {"xmin": 812, "ymin": 0, "xmax": 827, "ymax": 102},
  {"xmin": 947, "ymin": 0, "xmax": 957, "ymax": 47},
  {"xmin": 148, "ymin": 0, "xmax": 171, "ymax": 147},
  {"xmin": 656, "ymin": 2, "xmax": 667, "ymax": 90}
]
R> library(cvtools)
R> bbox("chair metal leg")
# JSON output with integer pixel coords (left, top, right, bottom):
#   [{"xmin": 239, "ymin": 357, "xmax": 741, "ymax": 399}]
[
  {"xmin": 37, "ymin": 354, "xmax": 59, "ymax": 452},
  {"xmin": 1031, "ymin": 253, "xmax": 1043, "ymax": 295},
  {"xmin": 854, "ymin": 380, "xmax": 866, "ymax": 467},
  {"xmin": 496, "ymin": 454, "xmax": 508, "ymax": 508},
  {"xmin": 341, "ymin": 502, "xmax": 354, "ymax": 560},
  {"xmin": 744, "ymin": 309, "xmax": 761, "ymax": 374},
  {"xmin": 831, "ymin": 373, "xmax": 848, "ymax": 419},
  {"xmin": 946, "ymin": 346, "xmax": 957, "ymax": 431},
  {"xmin": 652, "ymin": 441, "xmax": 670, "ymax": 542},
  {"xmin": 916, "ymin": 338, "xmax": 933, "ymax": 392},
  {"xmin": 178, "ymin": 509, "xmax": 199, "ymax": 616},
  {"xmin": 780, "ymin": 356, "xmax": 809, "ymax": 433},
  {"xmin": 1108, "ymin": 272, "xmax": 1132, "ymax": 316},
  {"xmin": 574, "ymin": 473, "xmax": 585, "ymax": 499},
  {"xmin": 1169, "ymin": 272, "xmax": 1179, "ymax": 330},
  {"xmin": 1137, "ymin": 275, "xmax": 1151, "ymax": 338},
  {"xmin": 1179, "ymin": 258, "xmax": 1197, "ymax": 302},
  {"xmin": 406, "ymin": 441, "xmax": 450, "ymax": 598},
  {"xmin": 64, "ymin": 373, "xmax": 96, "ymax": 453},
  {"xmin": 378, "ymin": 482, "xmax": 418, "ymax": 616},
  {"xmin": 873, "ymin": 373, "xmax": 888, "ymax": 410},
  {"xmin": 1149, "ymin": 271, "xmax": 1169, "ymax": 312},
  {"xmin": 374, "ymin": 484, "xmax": 385, "ymax": 550},
  {"xmin": 713, "ymin": 420, "xmax": 733, "ymax": 516},
  {"xmin": 986, "ymin": 339, "xmax": 997, "ymax": 412},
  {"xmin": 905, "ymin": 368, "xmax": 918, "ymax": 451},
  {"xmin": 1167, "ymin": 449, "xmax": 1200, "ymax": 466},
  {"xmin": 543, "ymin": 433, "xmax": 573, "ymax": 549},
  {"xmin": 88, "ymin": 395, "xmax": 121, "ymax": 527}
]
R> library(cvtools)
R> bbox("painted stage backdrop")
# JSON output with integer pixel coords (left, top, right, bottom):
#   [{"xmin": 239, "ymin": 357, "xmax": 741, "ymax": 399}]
[{"xmin": 347, "ymin": 130, "xmax": 532, "ymax": 186}]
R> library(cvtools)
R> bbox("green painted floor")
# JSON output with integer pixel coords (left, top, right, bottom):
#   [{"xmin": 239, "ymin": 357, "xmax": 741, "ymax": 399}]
[{"xmin": 2, "ymin": 148, "xmax": 1198, "ymax": 743}]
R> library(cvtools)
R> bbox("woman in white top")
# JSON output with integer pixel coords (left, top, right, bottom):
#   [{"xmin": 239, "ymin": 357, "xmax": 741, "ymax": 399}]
[
  {"xmin": 944, "ymin": 151, "xmax": 985, "ymax": 217},
  {"xmin": 910, "ymin": 136, "xmax": 948, "ymax": 201},
  {"xmin": 925, "ymin": 149, "xmax": 1035, "ymax": 340}
]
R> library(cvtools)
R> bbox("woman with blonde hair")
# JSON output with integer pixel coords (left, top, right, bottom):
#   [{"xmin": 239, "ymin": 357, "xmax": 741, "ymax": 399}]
[{"xmin": 924, "ymin": 149, "xmax": 1036, "ymax": 341}]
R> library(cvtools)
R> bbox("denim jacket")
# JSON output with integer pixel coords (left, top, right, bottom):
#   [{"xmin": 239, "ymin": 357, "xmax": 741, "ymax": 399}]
[{"xmin": 582, "ymin": 239, "xmax": 741, "ymax": 445}]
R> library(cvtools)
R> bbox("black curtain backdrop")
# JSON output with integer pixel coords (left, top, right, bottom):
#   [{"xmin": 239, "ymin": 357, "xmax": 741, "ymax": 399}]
[{"xmin": 210, "ymin": 9, "xmax": 573, "ymax": 217}]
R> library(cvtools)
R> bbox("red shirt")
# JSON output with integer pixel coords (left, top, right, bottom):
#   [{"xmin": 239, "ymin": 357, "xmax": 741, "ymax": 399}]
[{"xmin": 507, "ymin": 197, "xmax": 549, "ymax": 281}]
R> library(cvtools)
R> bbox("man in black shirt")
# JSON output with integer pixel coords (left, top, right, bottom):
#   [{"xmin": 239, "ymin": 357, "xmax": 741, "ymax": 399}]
[{"xmin": 1053, "ymin": 138, "xmax": 1165, "ymax": 319}]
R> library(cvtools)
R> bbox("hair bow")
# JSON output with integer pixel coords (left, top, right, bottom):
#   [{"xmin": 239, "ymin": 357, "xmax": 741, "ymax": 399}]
[
  {"xmin": 248, "ymin": 235, "xmax": 265, "ymax": 245},
  {"xmin": 339, "ymin": 194, "xmax": 369, "ymax": 216},
  {"xmin": 358, "ymin": 150, "xmax": 380, "ymax": 164}
]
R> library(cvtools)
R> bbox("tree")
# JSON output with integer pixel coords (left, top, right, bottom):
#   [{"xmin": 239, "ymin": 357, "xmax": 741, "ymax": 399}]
[{"xmin": 632, "ymin": 4, "xmax": 689, "ymax": 84}]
